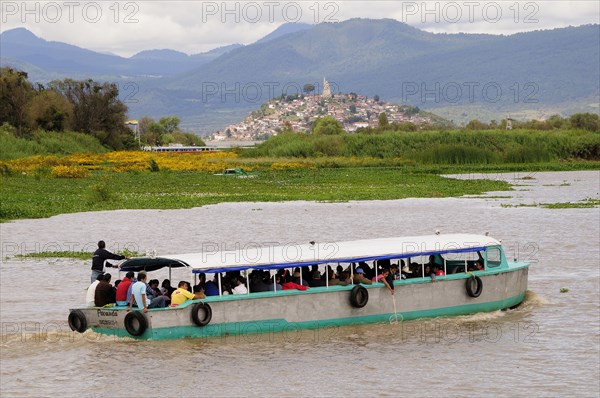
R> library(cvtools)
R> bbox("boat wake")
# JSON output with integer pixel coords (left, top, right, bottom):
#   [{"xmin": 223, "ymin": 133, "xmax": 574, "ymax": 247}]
[{"xmin": 518, "ymin": 289, "xmax": 550, "ymax": 309}]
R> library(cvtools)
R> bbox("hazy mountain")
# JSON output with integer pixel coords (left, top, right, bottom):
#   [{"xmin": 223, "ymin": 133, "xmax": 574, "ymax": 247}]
[
  {"xmin": 0, "ymin": 27, "xmax": 242, "ymax": 79},
  {"xmin": 142, "ymin": 19, "xmax": 598, "ymax": 130},
  {"xmin": 254, "ymin": 22, "xmax": 313, "ymax": 44},
  {"xmin": 2, "ymin": 20, "xmax": 598, "ymax": 131}
]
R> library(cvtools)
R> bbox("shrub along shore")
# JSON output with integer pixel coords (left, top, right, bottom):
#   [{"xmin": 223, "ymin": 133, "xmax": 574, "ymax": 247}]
[{"xmin": 1, "ymin": 128, "xmax": 598, "ymax": 223}]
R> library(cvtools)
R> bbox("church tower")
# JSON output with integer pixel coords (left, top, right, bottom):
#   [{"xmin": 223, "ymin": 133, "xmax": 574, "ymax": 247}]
[{"xmin": 322, "ymin": 77, "xmax": 331, "ymax": 98}]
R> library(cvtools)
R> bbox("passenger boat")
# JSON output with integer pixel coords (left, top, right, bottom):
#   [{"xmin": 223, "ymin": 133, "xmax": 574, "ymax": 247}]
[{"xmin": 68, "ymin": 234, "xmax": 529, "ymax": 340}]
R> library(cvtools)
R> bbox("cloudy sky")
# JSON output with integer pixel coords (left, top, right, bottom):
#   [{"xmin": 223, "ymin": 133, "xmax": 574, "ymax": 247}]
[{"xmin": 1, "ymin": 1, "xmax": 598, "ymax": 57}]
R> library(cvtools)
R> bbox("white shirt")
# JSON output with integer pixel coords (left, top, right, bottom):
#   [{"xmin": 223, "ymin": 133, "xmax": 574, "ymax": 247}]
[
  {"xmin": 86, "ymin": 280, "xmax": 100, "ymax": 306},
  {"xmin": 232, "ymin": 284, "xmax": 248, "ymax": 294}
]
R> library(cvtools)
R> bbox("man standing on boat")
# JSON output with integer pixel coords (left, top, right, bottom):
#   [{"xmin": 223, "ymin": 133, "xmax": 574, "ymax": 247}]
[{"xmin": 90, "ymin": 241, "xmax": 126, "ymax": 284}]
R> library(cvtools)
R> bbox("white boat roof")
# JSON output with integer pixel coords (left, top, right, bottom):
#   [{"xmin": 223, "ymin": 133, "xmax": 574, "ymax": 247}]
[{"xmin": 156, "ymin": 234, "xmax": 500, "ymax": 273}]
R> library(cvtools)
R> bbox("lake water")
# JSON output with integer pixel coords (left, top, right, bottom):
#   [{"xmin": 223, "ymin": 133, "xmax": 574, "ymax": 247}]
[{"xmin": 1, "ymin": 170, "xmax": 598, "ymax": 397}]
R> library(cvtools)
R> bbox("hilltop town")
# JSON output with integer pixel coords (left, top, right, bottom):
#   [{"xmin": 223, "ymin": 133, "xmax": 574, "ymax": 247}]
[{"xmin": 209, "ymin": 80, "xmax": 442, "ymax": 141}]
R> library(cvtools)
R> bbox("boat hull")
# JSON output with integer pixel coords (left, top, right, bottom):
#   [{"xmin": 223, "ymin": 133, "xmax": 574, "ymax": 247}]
[{"xmin": 75, "ymin": 266, "xmax": 529, "ymax": 340}]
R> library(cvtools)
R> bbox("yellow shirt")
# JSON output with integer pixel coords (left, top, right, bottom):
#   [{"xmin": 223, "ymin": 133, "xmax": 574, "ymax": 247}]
[{"xmin": 171, "ymin": 288, "xmax": 195, "ymax": 305}]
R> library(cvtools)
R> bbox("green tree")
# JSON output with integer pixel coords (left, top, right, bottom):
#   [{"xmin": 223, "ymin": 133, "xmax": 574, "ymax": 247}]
[
  {"xmin": 546, "ymin": 114, "xmax": 566, "ymax": 129},
  {"xmin": 569, "ymin": 113, "xmax": 600, "ymax": 131},
  {"xmin": 395, "ymin": 121, "xmax": 418, "ymax": 132},
  {"xmin": 26, "ymin": 89, "xmax": 73, "ymax": 131},
  {"xmin": 313, "ymin": 116, "xmax": 344, "ymax": 135},
  {"xmin": 303, "ymin": 84, "xmax": 315, "ymax": 95},
  {"xmin": 378, "ymin": 112, "xmax": 389, "ymax": 130},
  {"xmin": 50, "ymin": 79, "xmax": 132, "ymax": 149},
  {"xmin": 157, "ymin": 116, "xmax": 180, "ymax": 134},
  {"xmin": 0, "ymin": 67, "xmax": 35, "ymax": 135},
  {"xmin": 465, "ymin": 119, "xmax": 490, "ymax": 130},
  {"xmin": 373, "ymin": 94, "xmax": 380, "ymax": 102},
  {"xmin": 349, "ymin": 104, "xmax": 357, "ymax": 114}
]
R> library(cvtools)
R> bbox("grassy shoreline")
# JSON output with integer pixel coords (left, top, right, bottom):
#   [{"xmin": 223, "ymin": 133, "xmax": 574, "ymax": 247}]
[
  {"xmin": 2, "ymin": 161, "xmax": 598, "ymax": 223},
  {"xmin": 13, "ymin": 248, "xmax": 142, "ymax": 260}
]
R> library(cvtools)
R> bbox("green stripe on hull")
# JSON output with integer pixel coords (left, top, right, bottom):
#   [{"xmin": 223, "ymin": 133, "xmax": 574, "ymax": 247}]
[{"xmin": 92, "ymin": 291, "xmax": 526, "ymax": 341}]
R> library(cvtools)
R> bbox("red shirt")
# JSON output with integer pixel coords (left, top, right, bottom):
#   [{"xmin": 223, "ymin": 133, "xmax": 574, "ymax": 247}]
[
  {"xmin": 115, "ymin": 277, "xmax": 132, "ymax": 301},
  {"xmin": 282, "ymin": 282, "xmax": 308, "ymax": 291}
]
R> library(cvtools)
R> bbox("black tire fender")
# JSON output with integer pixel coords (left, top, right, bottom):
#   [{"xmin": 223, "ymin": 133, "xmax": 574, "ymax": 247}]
[
  {"xmin": 68, "ymin": 310, "xmax": 87, "ymax": 333},
  {"xmin": 466, "ymin": 275, "xmax": 483, "ymax": 298},
  {"xmin": 191, "ymin": 302, "xmax": 212, "ymax": 327},
  {"xmin": 124, "ymin": 311, "xmax": 148, "ymax": 336},
  {"xmin": 350, "ymin": 285, "xmax": 369, "ymax": 308}
]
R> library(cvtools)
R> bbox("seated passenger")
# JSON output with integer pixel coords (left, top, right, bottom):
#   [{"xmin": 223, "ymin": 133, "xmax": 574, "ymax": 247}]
[
  {"xmin": 148, "ymin": 278, "xmax": 170, "ymax": 305},
  {"xmin": 292, "ymin": 270, "xmax": 310, "ymax": 287},
  {"xmin": 309, "ymin": 270, "xmax": 325, "ymax": 287},
  {"xmin": 401, "ymin": 262, "xmax": 411, "ymax": 279},
  {"xmin": 475, "ymin": 260, "xmax": 484, "ymax": 271},
  {"xmin": 171, "ymin": 281, "xmax": 205, "ymax": 306},
  {"xmin": 338, "ymin": 271, "xmax": 352, "ymax": 286},
  {"xmin": 94, "ymin": 273, "xmax": 116, "ymax": 307},
  {"xmin": 373, "ymin": 269, "xmax": 394, "ymax": 295},
  {"xmin": 115, "ymin": 271, "xmax": 135, "ymax": 306},
  {"xmin": 128, "ymin": 272, "xmax": 166, "ymax": 311},
  {"xmin": 139, "ymin": 279, "xmax": 165, "ymax": 308},
  {"xmin": 375, "ymin": 269, "xmax": 394, "ymax": 295},
  {"xmin": 250, "ymin": 273, "xmax": 270, "ymax": 292},
  {"xmin": 301, "ymin": 266, "xmax": 312, "ymax": 282},
  {"xmin": 232, "ymin": 276, "xmax": 248, "ymax": 294},
  {"xmin": 426, "ymin": 255, "xmax": 437, "ymax": 267},
  {"xmin": 86, "ymin": 273, "xmax": 104, "ymax": 307},
  {"xmin": 267, "ymin": 274, "xmax": 283, "ymax": 291},
  {"xmin": 390, "ymin": 263, "xmax": 400, "ymax": 280},
  {"xmin": 358, "ymin": 261, "xmax": 374, "ymax": 280},
  {"xmin": 377, "ymin": 259, "xmax": 391, "ymax": 271},
  {"xmin": 352, "ymin": 268, "xmax": 372, "ymax": 285},
  {"xmin": 424, "ymin": 265, "xmax": 436, "ymax": 279},
  {"xmin": 193, "ymin": 273, "xmax": 206, "ymax": 293},
  {"xmin": 222, "ymin": 280, "xmax": 233, "ymax": 295},
  {"xmin": 327, "ymin": 269, "xmax": 340, "ymax": 286},
  {"xmin": 434, "ymin": 265, "xmax": 445, "ymax": 276},
  {"xmin": 410, "ymin": 262, "xmax": 420, "ymax": 277},
  {"xmin": 204, "ymin": 275, "xmax": 220, "ymax": 296},
  {"xmin": 125, "ymin": 274, "xmax": 139, "ymax": 306},
  {"xmin": 323, "ymin": 265, "xmax": 335, "ymax": 281},
  {"xmin": 193, "ymin": 284, "xmax": 206, "ymax": 299},
  {"xmin": 161, "ymin": 279, "xmax": 176, "ymax": 297},
  {"xmin": 280, "ymin": 270, "xmax": 308, "ymax": 291}
]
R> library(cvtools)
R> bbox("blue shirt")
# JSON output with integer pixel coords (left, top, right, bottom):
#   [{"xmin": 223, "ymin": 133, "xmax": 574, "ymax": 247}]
[
  {"xmin": 131, "ymin": 281, "xmax": 146, "ymax": 309},
  {"xmin": 126, "ymin": 278, "xmax": 137, "ymax": 303},
  {"xmin": 204, "ymin": 281, "xmax": 220, "ymax": 296}
]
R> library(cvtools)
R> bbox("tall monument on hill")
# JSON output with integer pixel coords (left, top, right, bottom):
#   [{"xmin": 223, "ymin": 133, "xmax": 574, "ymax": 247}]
[{"xmin": 322, "ymin": 77, "xmax": 331, "ymax": 98}]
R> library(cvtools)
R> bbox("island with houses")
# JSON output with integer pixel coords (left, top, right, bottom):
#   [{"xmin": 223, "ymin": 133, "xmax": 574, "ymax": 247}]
[{"xmin": 208, "ymin": 79, "xmax": 444, "ymax": 141}]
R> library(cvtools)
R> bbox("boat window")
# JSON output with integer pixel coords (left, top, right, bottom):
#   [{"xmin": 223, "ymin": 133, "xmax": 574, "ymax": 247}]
[{"xmin": 486, "ymin": 247, "xmax": 502, "ymax": 268}]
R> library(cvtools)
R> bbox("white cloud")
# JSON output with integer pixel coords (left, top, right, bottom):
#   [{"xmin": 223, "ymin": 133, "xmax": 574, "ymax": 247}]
[{"xmin": 1, "ymin": 0, "xmax": 598, "ymax": 57}]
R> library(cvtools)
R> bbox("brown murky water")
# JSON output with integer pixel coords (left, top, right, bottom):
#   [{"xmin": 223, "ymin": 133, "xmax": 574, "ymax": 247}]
[{"xmin": 1, "ymin": 171, "xmax": 599, "ymax": 397}]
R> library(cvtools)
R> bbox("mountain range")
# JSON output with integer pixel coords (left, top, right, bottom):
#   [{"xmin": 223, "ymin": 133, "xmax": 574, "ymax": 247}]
[{"xmin": 1, "ymin": 19, "xmax": 598, "ymax": 132}]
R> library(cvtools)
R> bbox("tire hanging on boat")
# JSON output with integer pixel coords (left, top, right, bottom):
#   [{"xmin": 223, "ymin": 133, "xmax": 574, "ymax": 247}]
[
  {"xmin": 68, "ymin": 310, "xmax": 87, "ymax": 333},
  {"xmin": 124, "ymin": 311, "xmax": 148, "ymax": 336},
  {"xmin": 350, "ymin": 285, "xmax": 369, "ymax": 308},
  {"xmin": 191, "ymin": 302, "xmax": 212, "ymax": 327},
  {"xmin": 466, "ymin": 275, "xmax": 483, "ymax": 298}
]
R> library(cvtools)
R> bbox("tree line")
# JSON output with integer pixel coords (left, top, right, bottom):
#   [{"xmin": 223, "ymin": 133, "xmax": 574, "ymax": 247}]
[
  {"xmin": 306, "ymin": 112, "xmax": 599, "ymax": 136},
  {"xmin": 0, "ymin": 68, "xmax": 204, "ymax": 150},
  {"xmin": 465, "ymin": 114, "xmax": 599, "ymax": 132},
  {"xmin": 0, "ymin": 67, "xmax": 135, "ymax": 149}
]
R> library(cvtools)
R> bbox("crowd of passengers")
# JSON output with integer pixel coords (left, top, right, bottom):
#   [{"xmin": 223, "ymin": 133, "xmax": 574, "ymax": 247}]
[{"xmin": 86, "ymin": 255, "xmax": 485, "ymax": 310}]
